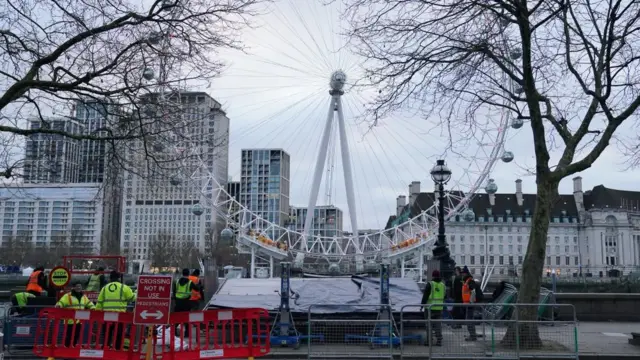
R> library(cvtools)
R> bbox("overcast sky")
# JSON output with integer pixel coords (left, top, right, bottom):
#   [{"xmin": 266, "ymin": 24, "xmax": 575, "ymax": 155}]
[{"xmin": 203, "ymin": 0, "xmax": 640, "ymax": 231}]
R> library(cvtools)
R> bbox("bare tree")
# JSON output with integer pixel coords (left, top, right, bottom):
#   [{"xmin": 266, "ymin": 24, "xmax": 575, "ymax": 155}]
[
  {"xmin": 0, "ymin": 0, "xmax": 264, "ymax": 183},
  {"xmin": 342, "ymin": 0, "xmax": 640, "ymax": 347},
  {"xmin": 204, "ymin": 224, "xmax": 246, "ymax": 267},
  {"xmin": 149, "ymin": 232, "xmax": 177, "ymax": 268},
  {"xmin": 175, "ymin": 241, "xmax": 201, "ymax": 269},
  {"xmin": 0, "ymin": 236, "xmax": 34, "ymax": 266}
]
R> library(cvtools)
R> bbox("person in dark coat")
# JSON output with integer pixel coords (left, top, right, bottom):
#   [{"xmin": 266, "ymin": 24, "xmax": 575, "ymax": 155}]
[
  {"xmin": 450, "ymin": 266, "xmax": 464, "ymax": 328},
  {"xmin": 493, "ymin": 281, "xmax": 507, "ymax": 301}
]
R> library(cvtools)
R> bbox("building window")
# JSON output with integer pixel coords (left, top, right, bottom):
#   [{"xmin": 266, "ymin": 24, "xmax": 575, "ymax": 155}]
[
  {"xmin": 489, "ymin": 256, "xmax": 494, "ymax": 265},
  {"xmin": 555, "ymin": 256, "xmax": 561, "ymax": 266}
]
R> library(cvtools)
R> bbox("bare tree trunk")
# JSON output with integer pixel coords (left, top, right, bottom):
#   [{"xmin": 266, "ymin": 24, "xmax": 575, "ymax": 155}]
[{"xmin": 502, "ymin": 177, "xmax": 558, "ymax": 348}]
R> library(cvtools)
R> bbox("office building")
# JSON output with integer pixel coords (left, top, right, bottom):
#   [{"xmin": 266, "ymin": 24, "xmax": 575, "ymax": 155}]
[
  {"xmin": 24, "ymin": 118, "xmax": 84, "ymax": 183},
  {"xmin": 387, "ymin": 177, "xmax": 640, "ymax": 277},
  {"xmin": 239, "ymin": 149, "xmax": 290, "ymax": 228},
  {"xmin": 289, "ymin": 205, "xmax": 343, "ymax": 253},
  {"xmin": 0, "ymin": 184, "xmax": 114, "ymax": 262},
  {"xmin": 120, "ymin": 92, "xmax": 229, "ymax": 270},
  {"xmin": 73, "ymin": 99, "xmax": 117, "ymax": 183}
]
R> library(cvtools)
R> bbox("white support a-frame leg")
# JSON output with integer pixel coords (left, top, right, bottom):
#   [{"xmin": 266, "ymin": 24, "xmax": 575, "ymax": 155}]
[
  {"xmin": 302, "ymin": 90, "xmax": 362, "ymax": 254},
  {"xmin": 303, "ymin": 91, "xmax": 360, "ymax": 256}
]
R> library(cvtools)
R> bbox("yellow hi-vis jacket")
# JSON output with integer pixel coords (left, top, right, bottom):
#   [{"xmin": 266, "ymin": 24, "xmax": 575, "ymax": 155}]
[
  {"xmin": 86, "ymin": 274, "xmax": 102, "ymax": 291},
  {"xmin": 96, "ymin": 281, "xmax": 136, "ymax": 312},
  {"xmin": 56, "ymin": 292, "xmax": 96, "ymax": 324}
]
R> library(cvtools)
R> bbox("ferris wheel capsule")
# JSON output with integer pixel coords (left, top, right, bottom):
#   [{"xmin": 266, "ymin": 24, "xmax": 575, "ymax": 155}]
[
  {"xmin": 142, "ymin": 68, "xmax": 155, "ymax": 81},
  {"xmin": 485, "ymin": 179, "xmax": 498, "ymax": 194},
  {"xmin": 462, "ymin": 209, "xmax": 475, "ymax": 222},
  {"xmin": 510, "ymin": 49, "xmax": 522, "ymax": 60},
  {"xmin": 148, "ymin": 32, "xmax": 163, "ymax": 45},
  {"xmin": 169, "ymin": 177, "xmax": 181, "ymax": 186},
  {"xmin": 328, "ymin": 263, "xmax": 340, "ymax": 274},
  {"xmin": 511, "ymin": 118, "xmax": 524, "ymax": 129},
  {"xmin": 501, "ymin": 151, "xmax": 514, "ymax": 163},
  {"xmin": 161, "ymin": 0, "xmax": 176, "ymax": 9},
  {"xmin": 191, "ymin": 203, "xmax": 204, "ymax": 216},
  {"xmin": 152, "ymin": 142, "xmax": 164, "ymax": 152},
  {"xmin": 220, "ymin": 228, "xmax": 234, "ymax": 245}
]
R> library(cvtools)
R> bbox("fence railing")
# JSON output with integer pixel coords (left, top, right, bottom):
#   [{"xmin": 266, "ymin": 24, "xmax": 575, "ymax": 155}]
[{"xmin": 298, "ymin": 303, "xmax": 578, "ymax": 360}]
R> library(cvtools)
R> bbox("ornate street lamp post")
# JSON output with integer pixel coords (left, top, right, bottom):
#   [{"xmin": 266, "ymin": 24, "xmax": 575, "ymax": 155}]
[{"xmin": 430, "ymin": 159, "xmax": 456, "ymax": 283}]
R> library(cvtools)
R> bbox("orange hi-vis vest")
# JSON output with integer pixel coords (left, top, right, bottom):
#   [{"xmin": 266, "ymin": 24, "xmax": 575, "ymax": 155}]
[
  {"xmin": 26, "ymin": 271, "xmax": 43, "ymax": 293},
  {"xmin": 188, "ymin": 275, "xmax": 201, "ymax": 301},
  {"xmin": 462, "ymin": 278, "xmax": 473, "ymax": 303}
]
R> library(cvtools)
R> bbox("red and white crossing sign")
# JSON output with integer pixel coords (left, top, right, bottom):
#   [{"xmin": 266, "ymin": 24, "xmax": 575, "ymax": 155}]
[{"xmin": 134, "ymin": 275, "xmax": 173, "ymax": 325}]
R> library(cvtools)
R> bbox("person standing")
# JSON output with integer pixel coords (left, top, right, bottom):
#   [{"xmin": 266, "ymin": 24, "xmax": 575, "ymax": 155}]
[
  {"xmin": 86, "ymin": 267, "xmax": 107, "ymax": 292},
  {"xmin": 450, "ymin": 266, "xmax": 464, "ymax": 328},
  {"xmin": 26, "ymin": 266, "xmax": 47, "ymax": 296},
  {"xmin": 96, "ymin": 271, "xmax": 136, "ymax": 350},
  {"xmin": 188, "ymin": 269, "xmax": 205, "ymax": 310},
  {"xmin": 56, "ymin": 282, "xmax": 96, "ymax": 347},
  {"xmin": 461, "ymin": 270, "xmax": 479, "ymax": 341},
  {"xmin": 174, "ymin": 268, "xmax": 200, "ymax": 337},
  {"xmin": 421, "ymin": 270, "xmax": 445, "ymax": 346}
]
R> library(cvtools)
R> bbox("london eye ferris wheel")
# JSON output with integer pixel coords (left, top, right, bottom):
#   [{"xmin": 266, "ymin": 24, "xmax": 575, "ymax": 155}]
[{"xmin": 153, "ymin": 0, "xmax": 525, "ymax": 277}]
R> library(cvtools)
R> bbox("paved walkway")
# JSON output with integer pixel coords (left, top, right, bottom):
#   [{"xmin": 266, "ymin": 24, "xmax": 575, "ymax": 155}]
[
  {"xmin": 578, "ymin": 322, "xmax": 640, "ymax": 358},
  {"xmin": 266, "ymin": 322, "xmax": 640, "ymax": 359},
  {"xmin": 2, "ymin": 322, "xmax": 640, "ymax": 359}
]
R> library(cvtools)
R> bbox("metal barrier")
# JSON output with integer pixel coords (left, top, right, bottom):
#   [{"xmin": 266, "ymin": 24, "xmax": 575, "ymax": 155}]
[
  {"xmin": 32, "ymin": 307, "xmax": 271, "ymax": 359},
  {"xmin": 399, "ymin": 303, "xmax": 578, "ymax": 360},
  {"xmin": 3, "ymin": 305, "xmax": 59, "ymax": 353},
  {"xmin": 307, "ymin": 304, "xmax": 404, "ymax": 359}
]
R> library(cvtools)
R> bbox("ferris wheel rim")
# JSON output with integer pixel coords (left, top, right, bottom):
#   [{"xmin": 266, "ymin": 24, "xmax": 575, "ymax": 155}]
[{"xmin": 172, "ymin": 2, "xmax": 518, "ymax": 260}]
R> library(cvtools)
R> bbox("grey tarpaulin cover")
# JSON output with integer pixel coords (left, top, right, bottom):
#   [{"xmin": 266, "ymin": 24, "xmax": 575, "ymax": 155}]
[{"xmin": 207, "ymin": 276, "xmax": 424, "ymax": 313}]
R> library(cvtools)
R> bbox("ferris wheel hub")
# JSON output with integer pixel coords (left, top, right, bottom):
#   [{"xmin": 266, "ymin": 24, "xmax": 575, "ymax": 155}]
[{"xmin": 330, "ymin": 70, "xmax": 347, "ymax": 91}]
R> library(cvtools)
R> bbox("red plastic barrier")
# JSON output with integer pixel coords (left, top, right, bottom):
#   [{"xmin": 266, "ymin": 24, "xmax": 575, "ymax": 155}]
[{"xmin": 33, "ymin": 307, "xmax": 271, "ymax": 360}]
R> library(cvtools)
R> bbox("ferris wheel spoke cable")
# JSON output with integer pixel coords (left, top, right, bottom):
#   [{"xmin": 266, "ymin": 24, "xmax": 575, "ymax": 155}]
[
  {"xmin": 294, "ymin": 118, "xmax": 326, "ymax": 194},
  {"xmin": 225, "ymin": 89, "xmax": 326, "ymax": 150},
  {"xmin": 251, "ymin": 20, "xmax": 327, "ymax": 77},
  {"xmin": 288, "ymin": 1, "xmax": 335, "ymax": 71},
  {"xmin": 255, "ymin": 96, "xmax": 325, "ymax": 151},
  {"xmin": 224, "ymin": 88, "xmax": 324, "ymax": 138},
  {"xmin": 344, "ymin": 114, "xmax": 383, "ymax": 228}
]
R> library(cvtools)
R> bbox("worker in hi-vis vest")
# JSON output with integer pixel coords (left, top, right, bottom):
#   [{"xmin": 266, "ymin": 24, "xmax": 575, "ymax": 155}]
[
  {"xmin": 421, "ymin": 269, "xmax": 445, "ymax": 346},
  {"xmin": 26, "ymin": 266, "xmax": 47, "ymax": 296},
  {"xmin": 10, "ymin": 291, "xmax": 35, "ymax": 315},
  {"xmin": 188, "ymin": 269, "xmax": 205, "ymax": 310},
  {"xmin": 96, "ymin": 271, "xmax": 136, "ymax": 350},
  {"xmin": 56, "ymin": 281, "xmax": 96, "ymax": 348},
  {"xmin": 174, "ymin": 268, "xmax": 201, "ymax": 337},
  {"xmin": 85, "ymin": 267, "xmax": 107, "ymax": 292}
]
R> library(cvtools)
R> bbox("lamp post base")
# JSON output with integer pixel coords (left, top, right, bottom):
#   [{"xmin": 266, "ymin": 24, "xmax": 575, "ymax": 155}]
[{"xmin": 432, "ymin": 244, "xmax": 456, "ymax": 286}]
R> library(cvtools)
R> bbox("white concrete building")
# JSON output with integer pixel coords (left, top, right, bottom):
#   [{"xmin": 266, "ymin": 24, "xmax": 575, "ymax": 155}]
[
  {"xmin": 388, "ymin": 177, "xmax": 640, "ymax": 278},
  {"xmin": 0, "ymin": 183, "xmax": 111, "ymax": 257},
  {"xmin": 120, "ymin": 92, "xmax": 230, "ymax": 270}
]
